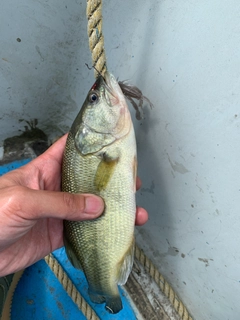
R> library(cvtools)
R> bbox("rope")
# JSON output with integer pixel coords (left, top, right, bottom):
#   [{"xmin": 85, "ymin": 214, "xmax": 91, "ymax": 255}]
[
  {"xmin": 44, "ymin": 254, "xmax": 99, "ymax": 320},
  {"xmin": 134, "ymin": 245, "xmax": 193, "ymax": 320},
  {"xmin": 86, "ymin": 0, "xmax": 107, "ymax": 78}
]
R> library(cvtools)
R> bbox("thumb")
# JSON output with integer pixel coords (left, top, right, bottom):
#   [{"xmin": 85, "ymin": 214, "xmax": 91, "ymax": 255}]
[{"xmin": 6, "ymin": 186, "xmax": 104, "ymax": 221}]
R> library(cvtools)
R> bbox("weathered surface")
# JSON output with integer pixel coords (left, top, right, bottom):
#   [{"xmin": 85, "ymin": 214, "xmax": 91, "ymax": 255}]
[
  {"xmin": 125, "ymin": 261, "xmax": 180, "ymax": 320},
  {"xmin": 0, "ymin": 123, "xmax": 48, "ymax": 164}
]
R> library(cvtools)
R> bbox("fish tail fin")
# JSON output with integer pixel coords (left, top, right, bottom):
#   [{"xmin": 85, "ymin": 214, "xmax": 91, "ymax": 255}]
[
  {"xmin": 105, "ymin": 295, "xmax": 123, "ymax": 314},
  {"xmin": 88, "ymin": 287, "xmax": 123, "ymax": 314}
]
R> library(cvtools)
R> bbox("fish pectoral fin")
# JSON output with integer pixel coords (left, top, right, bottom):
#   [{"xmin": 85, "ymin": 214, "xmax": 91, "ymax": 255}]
[
  {"xmin": 94, "ymin": 150, "xmax": 120, "ymax": 191},
  {"xmin": 117, "ymin": 238, "xmax": 135, "ymax": 285},
  {"xmin": 63, "ymin": 235, "xmax": 83, "ymax": 270}
]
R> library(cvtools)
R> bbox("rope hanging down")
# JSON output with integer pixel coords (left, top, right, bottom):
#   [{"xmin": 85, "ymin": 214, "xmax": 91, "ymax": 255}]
[{"xmin": 87, "ymin": 0, "xmax": 107, "ymax": 78}]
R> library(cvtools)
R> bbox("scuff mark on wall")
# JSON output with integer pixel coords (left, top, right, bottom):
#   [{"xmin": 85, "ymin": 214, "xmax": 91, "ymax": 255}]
[
  {"xmin": 167, "ymin": 154, "xmax": 190, "ymax": 174},
  {"xmin": 35, "ymin": 45, "xmax": 45, "ymax": 62},
  {"xmin": 142, "ymin": 180, "xmax": 155, "ymax": 194},
  {"xmin": 198, "ymin": 258, "xmax": 214, "ymax": 267}
]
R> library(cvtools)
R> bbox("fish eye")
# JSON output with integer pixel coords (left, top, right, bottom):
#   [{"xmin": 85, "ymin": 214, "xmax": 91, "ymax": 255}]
[{"xmin": 88, "ymin": 91, "xmax": 99, "ymax": 104}]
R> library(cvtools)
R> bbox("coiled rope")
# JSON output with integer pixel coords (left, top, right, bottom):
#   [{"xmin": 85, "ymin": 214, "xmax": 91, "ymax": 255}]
[
  {"xmin": 45, "ymin": 254, "xmax": 100, "ymax": 320},
  {"xmin": 46, "ymin": 2, "xmax": 193, "ymax": 320}
]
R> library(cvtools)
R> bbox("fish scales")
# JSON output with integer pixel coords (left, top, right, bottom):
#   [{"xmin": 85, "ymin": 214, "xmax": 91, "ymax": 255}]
[{"xmin": 62, "ymin": 73, "xmax": 137, "ymax": 314}]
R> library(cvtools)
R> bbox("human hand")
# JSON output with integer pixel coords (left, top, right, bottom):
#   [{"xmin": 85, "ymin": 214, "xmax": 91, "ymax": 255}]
[{"xmin": 0, "ymin": 134, "xmax": 148, "ymax": 276}]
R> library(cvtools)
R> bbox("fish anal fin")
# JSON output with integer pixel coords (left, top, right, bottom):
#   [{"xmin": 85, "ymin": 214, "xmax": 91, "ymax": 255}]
[
  {"xmin": 117, "ymin": 237, "xmax": 135, "ymax": 285},
  {"xmin": 63, "ymin": 235, "xmax": 83, "ymax": 270}
]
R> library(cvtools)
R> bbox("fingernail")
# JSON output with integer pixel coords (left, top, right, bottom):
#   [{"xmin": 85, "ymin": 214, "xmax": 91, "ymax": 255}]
[{"xmin": 85, "ymin": 196, "xmax": 104, "ymax": 214}]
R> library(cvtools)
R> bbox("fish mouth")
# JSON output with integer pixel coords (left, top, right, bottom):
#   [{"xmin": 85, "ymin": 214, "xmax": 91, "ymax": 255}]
[
  {"xmin": 103, "ymin": 72, "xmax": 125, "ymax": 107},
  {"xmin": 104, "ymin": 72, "xmax": 115, "ymax": 89},
  {"xmin": 85, "ymin": 72, "xmax": 131, "ymax": 140},
  {"xmin": 91, "ymin": 72, "xmax": 123, "ymax": 105}
]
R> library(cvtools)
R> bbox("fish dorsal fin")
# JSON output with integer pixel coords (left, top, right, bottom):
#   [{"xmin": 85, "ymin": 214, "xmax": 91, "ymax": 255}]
[
  {"xmin": 117, "ymin": 238, "xmax": 135, "ymax": 285},
  {"xmin": 63, "ymin": 233, "xmax": 83, "ymax": 270}
]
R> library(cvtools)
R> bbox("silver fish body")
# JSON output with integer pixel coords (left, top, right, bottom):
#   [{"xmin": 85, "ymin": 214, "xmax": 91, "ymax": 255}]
[{"xmin": 62, "ymin": 72, "xmax": 137, "ymax": 314}]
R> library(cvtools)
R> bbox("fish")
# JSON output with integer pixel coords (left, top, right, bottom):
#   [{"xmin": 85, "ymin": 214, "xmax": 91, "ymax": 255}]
[{"xmin": 62, "ymin": 72, "xmax": 137, "ymax": 314}]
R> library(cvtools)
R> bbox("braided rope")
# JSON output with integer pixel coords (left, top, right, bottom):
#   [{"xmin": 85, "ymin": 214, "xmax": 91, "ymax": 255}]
[
  {"xmin": 86, "ymin": 0, "xmax": 107, "ymax": 77},
  {"xmin": 44, "ymin": 254, "xmax": 99, "ymax": 320}
]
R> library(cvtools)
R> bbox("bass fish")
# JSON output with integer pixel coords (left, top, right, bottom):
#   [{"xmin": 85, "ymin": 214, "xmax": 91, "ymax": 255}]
[{"xmin": 62, "ymin": 72, "xmax": 137, "ymax": 314}]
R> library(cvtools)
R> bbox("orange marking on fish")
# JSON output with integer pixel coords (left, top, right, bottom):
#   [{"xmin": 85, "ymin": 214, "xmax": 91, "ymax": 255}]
[{"xmin": 133, "ymin": 156, "xmax": 137, "ymax": 192}]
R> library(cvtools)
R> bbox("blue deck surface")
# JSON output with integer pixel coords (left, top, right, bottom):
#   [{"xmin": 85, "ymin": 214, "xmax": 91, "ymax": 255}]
[
  {"xmin": 1, "ymin": 159, "xmax": 136, "ymax": 320},
  {"xmin": 0, "ymin": 159, "xmax": 31, "ymax": 176},
  {"xmin": 11, "ymin": 258, "xmax": 85, "ymax": 320}
]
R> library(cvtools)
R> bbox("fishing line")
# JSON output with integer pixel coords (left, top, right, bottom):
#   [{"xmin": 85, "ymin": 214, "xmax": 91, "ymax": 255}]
[{"xmin": 85, "ymin": 63, "xmax": 104, "ymax": 79}]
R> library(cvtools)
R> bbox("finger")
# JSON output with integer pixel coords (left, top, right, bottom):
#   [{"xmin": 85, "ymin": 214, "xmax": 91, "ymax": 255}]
[
  {"xmin": 135, "ymin": 206, "xmax": 148, "ymax": 226},
  {"xmin": 36, "ymin": 133, "xmax": 68, "ymax": 166},
  {"xmin": 6, "ymin": 186, "xmax": 104, "ymax": 221},
  {"xmin": 0, "ymin": 134, "xmax": 69, "ymax": 190},
  {"xmin": 136, "ymin": 177, "xmax": 142, "ymax": 190}
]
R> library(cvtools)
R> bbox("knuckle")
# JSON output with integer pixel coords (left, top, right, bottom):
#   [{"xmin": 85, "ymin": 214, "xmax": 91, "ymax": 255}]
[
  {"xmin": 62, "ymin": 192, "xmax": 85, "ymax": 214},
  {"xmin": 5, "ymin": 186, "xmax": 28, "ymax": 214}
]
